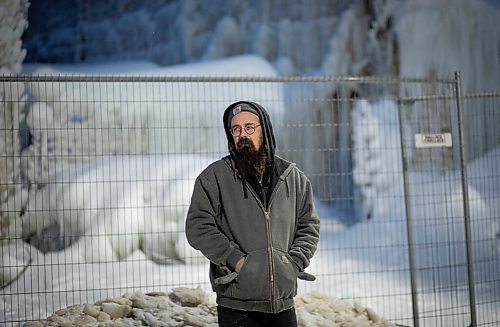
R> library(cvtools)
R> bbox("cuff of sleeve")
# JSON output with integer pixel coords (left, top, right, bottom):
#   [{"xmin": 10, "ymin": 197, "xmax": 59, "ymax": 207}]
[
  {"xmin": 227, "ymin": 248, "xmax": 245, "ymax": 269},
  {"xmin": 289, "ymin": 254, "xmax": 305, "ymax": 272}
]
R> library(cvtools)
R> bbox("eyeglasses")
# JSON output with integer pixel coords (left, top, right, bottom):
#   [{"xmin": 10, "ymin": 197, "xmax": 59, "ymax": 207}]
[{"xmin": 229, "ymin": 124, "xmax": 261, "ymax": 136}]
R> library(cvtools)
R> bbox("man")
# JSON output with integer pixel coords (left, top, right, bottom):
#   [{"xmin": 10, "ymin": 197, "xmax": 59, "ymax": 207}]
[{"xmin": 185, "ymin": 101, "xmax": 320, "ymax": 327}]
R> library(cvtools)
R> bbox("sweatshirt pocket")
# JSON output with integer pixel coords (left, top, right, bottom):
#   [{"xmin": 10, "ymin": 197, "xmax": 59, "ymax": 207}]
[
  {"xmin": 211, "ymin": 264, "xmax": 236, "ymax": 297},
  {"xmin": 232, "ymin": 249, "xmax": 270, "ymax": 301},
  {"xmin": 273, "ymin": 250, "xmax": 298, "ymax": 299}
]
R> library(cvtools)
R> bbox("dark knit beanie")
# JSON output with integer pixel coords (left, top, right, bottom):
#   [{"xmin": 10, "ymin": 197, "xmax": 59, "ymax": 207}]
[{"xmin": 226, "ymin": 102, "xmax": 260, "ymax": 129}]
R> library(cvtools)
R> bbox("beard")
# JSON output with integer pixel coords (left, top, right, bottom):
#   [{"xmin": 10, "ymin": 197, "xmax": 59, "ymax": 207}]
[{"xmin": 234, "ymin": 137, "xmax": 268, "ymax": 179}]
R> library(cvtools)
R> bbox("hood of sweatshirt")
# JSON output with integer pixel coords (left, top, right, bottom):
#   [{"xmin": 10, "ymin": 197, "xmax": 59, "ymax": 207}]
[{"xmin": 222, "ymin": 101, "xmax": 276, "ymax": 168}]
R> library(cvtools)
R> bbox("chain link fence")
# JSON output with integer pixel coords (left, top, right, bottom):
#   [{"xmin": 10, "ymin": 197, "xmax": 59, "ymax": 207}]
[{"xmin": 1, "ymin": 74, "xmax": 499, "ymax": 326}]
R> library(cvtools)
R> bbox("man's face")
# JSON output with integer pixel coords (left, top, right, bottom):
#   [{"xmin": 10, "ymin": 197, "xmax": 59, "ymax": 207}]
[{"xmin": 230, "ymin": 111, "xmax": 263, "ymax": 151}]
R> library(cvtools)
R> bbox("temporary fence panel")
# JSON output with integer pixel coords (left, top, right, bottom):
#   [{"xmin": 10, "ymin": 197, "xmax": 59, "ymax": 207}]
[{"xmin": 0, "ymin": 75, "xmax": 499, "ymax": 326}]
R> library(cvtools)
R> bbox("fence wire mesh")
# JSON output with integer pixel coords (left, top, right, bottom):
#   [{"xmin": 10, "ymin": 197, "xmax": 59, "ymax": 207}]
[{"xmin": 0, "ymin": 75, "xmax": 499, "ymax": 326}]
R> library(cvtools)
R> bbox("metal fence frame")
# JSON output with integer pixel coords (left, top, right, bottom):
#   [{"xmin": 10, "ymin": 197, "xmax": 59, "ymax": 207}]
[{"xmin": 1, "ymin": 74, "xmax": 499, "ymax": 326}]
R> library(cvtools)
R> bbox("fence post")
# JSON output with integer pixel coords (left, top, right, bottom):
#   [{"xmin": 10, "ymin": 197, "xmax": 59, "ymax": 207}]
[
  {"xmin": 397, "ymin": 99, "xmax": 419, "ymax": 327},
  {"xmin": 454, "ymin": 71, "xmax": 477, "ymax": 327}
]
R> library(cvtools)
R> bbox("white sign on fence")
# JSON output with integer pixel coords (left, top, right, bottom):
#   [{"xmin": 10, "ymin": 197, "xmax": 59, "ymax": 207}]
[{"xmin": 415, "ymin": 132, "xmax": 452, "ymax": 148}]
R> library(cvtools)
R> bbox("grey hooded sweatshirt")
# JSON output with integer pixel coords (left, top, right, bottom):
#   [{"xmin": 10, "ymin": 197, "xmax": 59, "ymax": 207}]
[{"xmin": 185, "ymin": 101, "xmax": 320, "ymax": 313}]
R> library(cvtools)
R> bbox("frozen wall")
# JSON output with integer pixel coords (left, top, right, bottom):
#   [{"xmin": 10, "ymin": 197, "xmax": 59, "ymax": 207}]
[
  {"xmin": 21, "ymin": 0, "xmax": 500, "ymax": 165},
  {"xmin": 395, "ymin": 0, "xmax": 500, "ymax": 93},
  {"xmin": 394, "ymin": 0, "xmax": 500, "ymax": 160},
  {"xmin": 22, "ymin": 0, "xmax": 499, "ymax": 90}
]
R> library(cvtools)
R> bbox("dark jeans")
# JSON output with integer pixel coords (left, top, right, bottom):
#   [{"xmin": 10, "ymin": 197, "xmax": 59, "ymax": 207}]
[{"xmin": 217, "ymin": 305, "xmax": 298, "ymax": 327}]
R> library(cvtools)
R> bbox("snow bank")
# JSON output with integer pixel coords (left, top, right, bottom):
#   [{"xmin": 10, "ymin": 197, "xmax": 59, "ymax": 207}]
[{"xmin": 22, "ymin": 154, "xmax": 214, "ymax": 264}]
